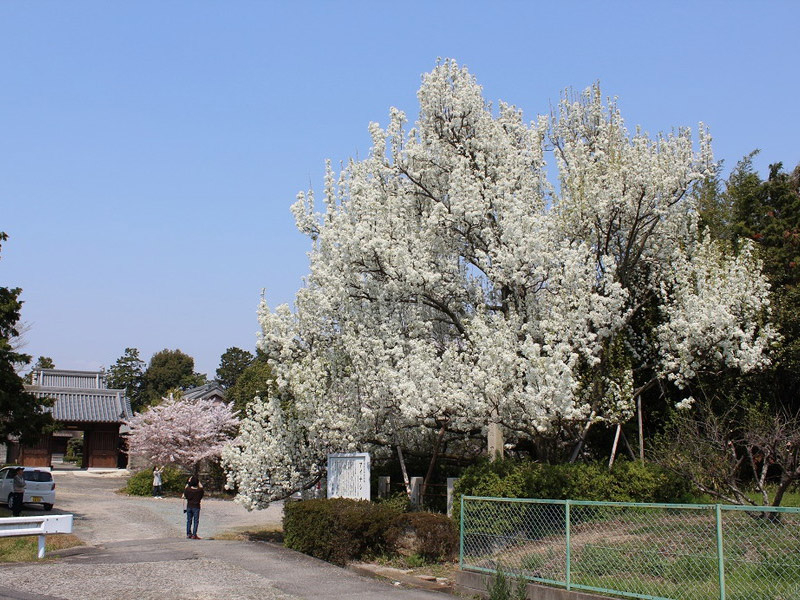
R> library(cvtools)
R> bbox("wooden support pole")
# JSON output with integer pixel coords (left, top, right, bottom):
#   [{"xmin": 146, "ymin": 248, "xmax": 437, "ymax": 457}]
[
  {"xmin": 608, "ymin": 423, "xmax": 622, "ymax": 469},
  {"xmin": 637, "ymin": 395, "xmax": 645, "ymax": 462}
]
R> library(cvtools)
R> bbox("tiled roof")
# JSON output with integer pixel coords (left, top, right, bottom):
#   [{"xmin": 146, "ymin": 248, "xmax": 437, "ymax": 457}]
[
  {"xmin": 29, "ymin": 390, "xmax": 133, "ymax": 424},
  {"xmin": 182, "ymin": 382, "xmax": 226, "ymax": 401},
  {"xmin": 31, "ymin": 369, "xmax": 107, "ymax": 389}
]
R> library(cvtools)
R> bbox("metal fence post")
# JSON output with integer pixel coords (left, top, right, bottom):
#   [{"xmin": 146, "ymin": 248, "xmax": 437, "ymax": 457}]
[
  {"xmin": 565, "ymin": 499, "xmax": 571, "ymax": 591},
  {"xmin": 459, "ymin": 495, "xmax": 465, "ymax": 570},
  {"xmin": 715, "ymin": 504, "xmax": 726, "ymax": 600}
]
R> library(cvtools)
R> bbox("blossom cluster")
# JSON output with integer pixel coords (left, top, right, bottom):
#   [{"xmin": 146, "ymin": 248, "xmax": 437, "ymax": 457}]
[
  {"xmin": 224, "ymin": 60, "xmax": 775, "ymax": 508},
  {"xmin": 127, "ymin": 396, "xmax": 239, "ymax": 470}
]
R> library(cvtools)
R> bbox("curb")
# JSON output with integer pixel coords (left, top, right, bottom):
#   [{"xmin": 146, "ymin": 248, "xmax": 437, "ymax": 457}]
[{"xmin": 348, "ymin": 562, "xmax": 453, "ymax": 594}]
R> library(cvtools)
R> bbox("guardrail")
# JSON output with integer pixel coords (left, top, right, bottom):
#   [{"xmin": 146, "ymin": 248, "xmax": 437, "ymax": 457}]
[
  {"xmin": 460, "ymin": 496, "xmax": 800, "ymax": 600},
  {"xmin": 0, "ymin": 515, "xmax": 74, "ymax": 558}
]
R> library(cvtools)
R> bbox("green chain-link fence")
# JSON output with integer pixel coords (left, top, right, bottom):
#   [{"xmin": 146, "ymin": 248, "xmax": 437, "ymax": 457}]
[{"xmin": 460, "ymin": 496, "xmax": 800, "ymax": 600}]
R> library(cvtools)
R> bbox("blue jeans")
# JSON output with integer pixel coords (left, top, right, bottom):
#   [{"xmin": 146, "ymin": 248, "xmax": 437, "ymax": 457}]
[{"xmin": 186, "ymin": 507, "xmax": 200, "ymax": 537}]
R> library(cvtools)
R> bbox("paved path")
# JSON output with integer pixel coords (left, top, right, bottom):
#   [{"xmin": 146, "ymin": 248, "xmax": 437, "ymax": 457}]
[{"xmin": 0, "ymin": 471, "xmax": 455, "ymax": 600}]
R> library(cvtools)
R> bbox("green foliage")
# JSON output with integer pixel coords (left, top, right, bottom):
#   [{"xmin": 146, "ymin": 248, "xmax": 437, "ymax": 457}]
[
  {"xmin": 375, "ymin": 492, "xmax": 413, "ymax": 513},
  {"xmin": 486, "ymin": 565, "xmax": 527, "ymax": 600},
  {"xmin": 385, "ymin": 512, "xmax": 457, "ymax": 560},
  {"xmin": 140, "ymin": 348, "xmax": 207, "ymax": 407},
  {"xmin": 226, "ymin": 358, "xmax": 276, "ymax": 413},
  {"xmin": 65, "ymin": 436, "xmax": 83, "ymax": 463},
  {"xmin": 23, "ymin": 356, "xmax": 55, "ymax": 383},
  {"xmin": 696, "ymin": 156, "xmax": 800, "ymax": 414},
  {"xmin": 457, "ymin": 458, "xmax": 688, "ymax": 502},
  {"xmin": 283, "ymin": 498, "xmax": 404, "ymax": 565},
  {"xmin": 107, "ymin": 347, "xmax": 146, "ymax": 411},
  {"xmin": 403, "ymin": 553, "xmax": 427, "ymax": 568},
  {"xmin": 124, "ymin": 466, "xmax": 188, "ymax": 496},
  {"xmin": 0, "ymin": 232, "xmax": 55, "ymax": 444},
  {"xmin": 453, "ymin": 458, "xmax": 691, "ymax": 530},
  {"xmin": 215, "ymin": 346, "xmax": 255, "ymax": 389}
]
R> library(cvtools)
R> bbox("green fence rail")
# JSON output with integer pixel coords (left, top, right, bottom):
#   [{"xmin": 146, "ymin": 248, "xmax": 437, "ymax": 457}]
[{"xmin": 459, "ymin": 496, "xmax": 800, "ymax": 600}]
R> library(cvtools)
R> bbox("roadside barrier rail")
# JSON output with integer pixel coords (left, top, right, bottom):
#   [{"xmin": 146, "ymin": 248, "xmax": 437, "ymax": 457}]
[
  {"xmin": 459, "ymin": 496, "xmax": 800, "ymax": 600},
  {"xmin": 0, "ymin": 514, "xmax": 74, "ymax": 558}
]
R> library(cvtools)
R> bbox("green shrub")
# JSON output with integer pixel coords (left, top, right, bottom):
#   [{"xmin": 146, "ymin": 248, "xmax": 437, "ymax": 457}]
[
  {"xmin": 486, "ymin": 565, "xmax": 527, "ymax": 600},
  {"xmin": 457, "ymin": 458, "xmax": 689, "ymax": 502},
  {"xmin": 124, "ymin": 466, "xmax": 188, "ymax": 496},
  {"xmin": 283, "ymin": 498, "xmax": 403, "ymax": 565},
  {"xmin": 65, "ymin": 437, "xmax": 83, "ymax": 463},
  {"xmin": 375, "ymin": 492, "xmax": 413, "ymax": 513},
  {"xmin": 385, "ymin": 512, "xmax": 457, "ymax": 560},
  {"xmin": 453, "ymin": 458, "xmax": 692, "ymax": 529}
]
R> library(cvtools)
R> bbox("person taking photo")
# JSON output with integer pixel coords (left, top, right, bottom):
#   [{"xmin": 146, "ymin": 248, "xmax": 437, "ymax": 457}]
[{"xmin": 182, "ymin": 475, "xmax": 204, "ymax": 539}]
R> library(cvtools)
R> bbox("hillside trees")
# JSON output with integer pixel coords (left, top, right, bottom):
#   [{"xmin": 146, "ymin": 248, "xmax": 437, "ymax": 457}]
[{"xmin": 224, "ymin": 61, "xmax": 776, "ymax": 508}]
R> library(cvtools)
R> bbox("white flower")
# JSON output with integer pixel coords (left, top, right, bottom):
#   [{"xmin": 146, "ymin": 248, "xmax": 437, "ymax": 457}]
[{"xmin": 225, "ymin": 60, "xmax": 774, "ymax": 506}]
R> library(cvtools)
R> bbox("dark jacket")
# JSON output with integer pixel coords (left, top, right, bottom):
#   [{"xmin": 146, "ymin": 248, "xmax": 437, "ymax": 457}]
[{"xmin": 184, "ymin": 486, "xmax": 204, "ymax": 509}]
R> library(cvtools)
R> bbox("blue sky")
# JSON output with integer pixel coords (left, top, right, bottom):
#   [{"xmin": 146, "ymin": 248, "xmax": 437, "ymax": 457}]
[{"xmin": 2, "ymin": 1, "xmax": 798, "ymax": 377}]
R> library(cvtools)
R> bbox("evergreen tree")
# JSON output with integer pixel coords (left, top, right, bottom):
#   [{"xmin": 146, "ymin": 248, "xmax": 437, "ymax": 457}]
[
  {"xmin": 695, "ymin": 156, "xmax": 800, "ymax": 410},
  {"xmin": 215, "ymin": 347, "xmax": 255, "ymax": 389},
  {"xmin": 0, "ymin": 232, "xmax": 54, "ymax": 443},
  {"xmin": 23, "ymin": 356, "xmax": 55, "ymax": 383},
  {"xmin": 140, "ymin": 349, "xmax": 207, "ymax": 407},
  {"xmin": 226, "ymin": 357, "xmax": 275, "ymax": 414},
  {"xmin": 107, "ymin": 347, "xmax": 146, "ymax": 410}
]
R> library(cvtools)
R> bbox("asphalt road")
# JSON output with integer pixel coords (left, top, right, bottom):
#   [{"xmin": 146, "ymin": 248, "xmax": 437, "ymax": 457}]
[
  {"xmin": 41, "ymin": 469, "xmax": 284, "ymax": 544},
  {"xmin": 0, "ymin": 470, "xmax": 453, "ymax": 600}
]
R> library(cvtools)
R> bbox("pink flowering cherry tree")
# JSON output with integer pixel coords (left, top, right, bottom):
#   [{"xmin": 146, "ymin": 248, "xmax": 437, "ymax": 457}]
[{"xmin": 127, "ymin": 396, "xmax": 239, "ymax": 474}]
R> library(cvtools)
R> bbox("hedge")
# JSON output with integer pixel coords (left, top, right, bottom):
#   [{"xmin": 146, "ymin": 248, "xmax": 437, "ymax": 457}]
[
  {"xmin": 283, "ymin": 498, "xmax": 457, "ymax": 565},
  {"xmin": 453, "ymin": 458, "xmax": 692, "ymax": 530},
  {"xmin": 456, "ymin": 458, "xmax": 690, "ymax": 503},
  {"xmin": 283, "ymin": 498, "xmax": 403, "ymax": 565},
  {"xmin": 124, "ymin": 466, "xmax": 188, "ymax": 496},
  {"xmin": 385, "ymin": 512, "xmax": 457, "ymax": 560}
]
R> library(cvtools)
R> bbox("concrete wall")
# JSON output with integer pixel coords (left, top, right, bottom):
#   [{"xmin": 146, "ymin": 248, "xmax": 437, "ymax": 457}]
[{"xmin": 455, "ymin": 570, "xmax": 616, "ymax": 600}]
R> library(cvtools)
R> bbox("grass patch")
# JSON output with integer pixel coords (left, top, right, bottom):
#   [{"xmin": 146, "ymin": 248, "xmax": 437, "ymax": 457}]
[{"xmin": 0, "ymin": 534, "xmax": 83, "ymax": 563}]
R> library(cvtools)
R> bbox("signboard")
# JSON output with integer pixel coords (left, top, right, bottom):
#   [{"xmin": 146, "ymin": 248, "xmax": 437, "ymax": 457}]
[{"xmin": 327, "ymin": 452, "xmax": 370, "ymax": 501}]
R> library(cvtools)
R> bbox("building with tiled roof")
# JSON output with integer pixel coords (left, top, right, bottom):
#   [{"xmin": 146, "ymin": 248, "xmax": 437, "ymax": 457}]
[
  {"xmin": 15, "ymin": 369, "xmax": 133, "ymax": 468},
  {"xmin": 180, "ymin": 381, "xmax": 226, "ymax": 403}
]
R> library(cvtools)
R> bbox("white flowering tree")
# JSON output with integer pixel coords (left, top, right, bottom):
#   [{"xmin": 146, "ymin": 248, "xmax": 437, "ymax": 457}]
[
  {"xmin": 223, "ymin": 60, "xmax": 776, "ymax": 508},
  {"xmin": 128, "ymin": 396, "xmax": 239, "ymax": 474}
]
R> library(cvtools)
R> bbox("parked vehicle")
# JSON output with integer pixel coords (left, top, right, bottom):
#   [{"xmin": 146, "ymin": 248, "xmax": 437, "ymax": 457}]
[{"xmin": 0, "ymin": 466, "xmax": 56, "ymax": 511}]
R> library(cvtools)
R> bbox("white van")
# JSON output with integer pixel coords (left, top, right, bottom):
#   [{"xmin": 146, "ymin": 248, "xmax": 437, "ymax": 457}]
[{"xmin": 0, "ymin": 466, "xmax": 56, "ymax": 511}]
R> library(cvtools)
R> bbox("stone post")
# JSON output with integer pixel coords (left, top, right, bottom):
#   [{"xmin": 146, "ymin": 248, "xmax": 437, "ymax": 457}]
[
  {"xmin": 378, "ymin": 476, "xmax": 390, "ymax": 499},
  {"xmin": 447, "ymin": 477, "xmax": 458, "ymax": 517},
  {"xmin": 410, "ymin": 476, "xmax": 423, "ymax": 506}
]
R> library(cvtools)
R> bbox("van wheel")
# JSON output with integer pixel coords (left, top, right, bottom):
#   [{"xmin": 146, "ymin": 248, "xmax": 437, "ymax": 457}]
[{"xmin": 43, "ymin": 504, "xmax": 53, "ymax": 511}]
